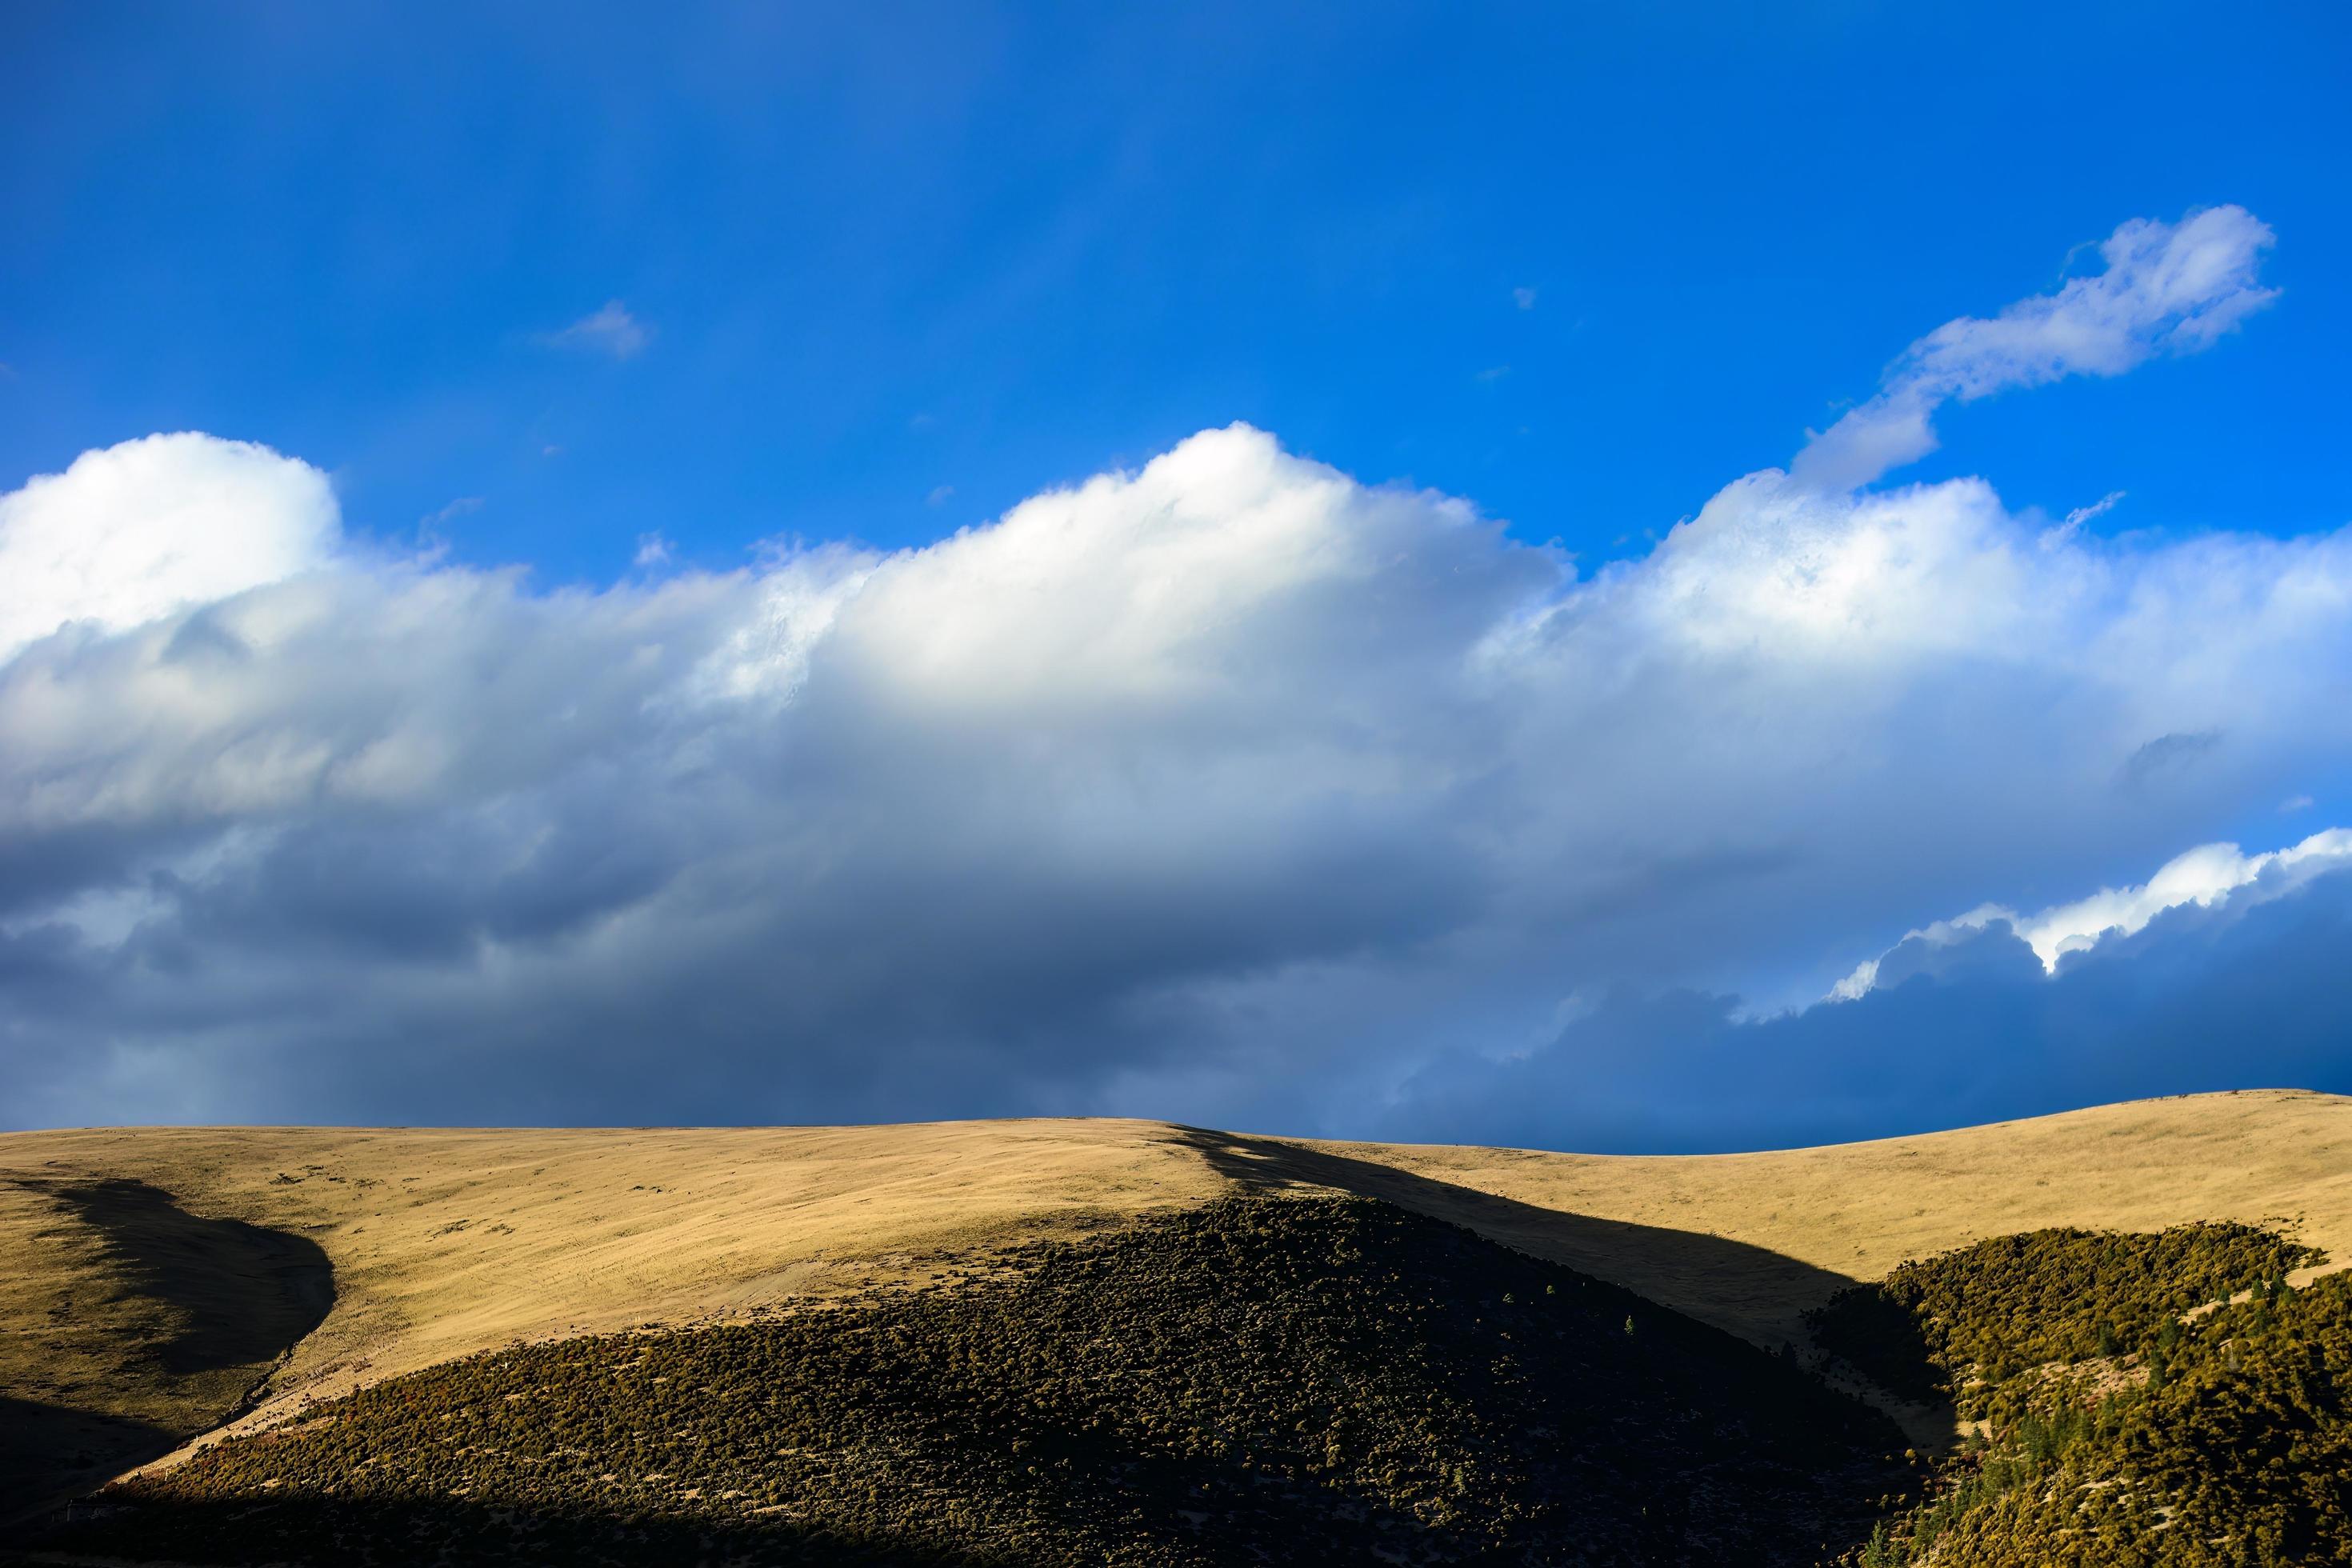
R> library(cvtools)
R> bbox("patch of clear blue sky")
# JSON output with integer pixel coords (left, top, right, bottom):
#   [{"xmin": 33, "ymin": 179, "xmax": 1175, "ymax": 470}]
[{"xmin": 4, "ymin": 2, "xmax": 2346, "ymax": 586}]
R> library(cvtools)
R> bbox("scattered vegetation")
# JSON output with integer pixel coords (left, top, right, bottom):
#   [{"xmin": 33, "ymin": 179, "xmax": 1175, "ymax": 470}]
[
  {"xmin": 1808, "ymin": 1222, "xmax": 2318, "ymax": 1412},
  {"xmin": 1819, "ymin": 1222, "xmax": 2350, "ymax": 1565},
  {"xmin": 34, "ymin": 1194, "xmax": 1906, "ymax": 1566}
]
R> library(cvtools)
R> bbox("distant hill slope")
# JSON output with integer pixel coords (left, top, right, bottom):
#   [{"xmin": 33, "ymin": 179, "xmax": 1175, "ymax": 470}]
[
  {"xmin": 5, "ymin": 1090, "xmax": 2349, "ymax": 1526},
  {"xmin": 25, "ymin": 1196, "xmax": 1911, "ymax": 1567},
  {"xmin": 1265, "ymin": 1088, "xmax": 2352, "ymax": 1349}
]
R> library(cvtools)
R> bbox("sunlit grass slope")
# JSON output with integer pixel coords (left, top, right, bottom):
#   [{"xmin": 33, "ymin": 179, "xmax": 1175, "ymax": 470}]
[
  {"xmin": 0, "ymin": 1118, "xmax": 1226, "ymax": 1516},
  {"xmin": 1269, "ymin": 1088, "xmax": 2352, "ymax": 1348}
]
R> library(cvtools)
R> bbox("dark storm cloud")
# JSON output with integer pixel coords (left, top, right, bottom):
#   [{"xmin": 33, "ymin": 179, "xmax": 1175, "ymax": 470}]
[
  {"xmin": 1388, "ymin": 869, "xmax": 2352, "ymax": 1154},
  {"xmin": 2120, "ymin": 730, "xmax": 2224, "ymax": 791}
]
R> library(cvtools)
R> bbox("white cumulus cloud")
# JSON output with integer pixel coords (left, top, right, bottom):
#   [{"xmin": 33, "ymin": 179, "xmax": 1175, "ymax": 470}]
[
  {"xmin": 2, "ymin": 206, "xmax": 2347, "ymax": 1138},
  {"xmin": 0, "ymin": 433, "xmax": 338, "ymax": 663},
  {"xmin": 1829, "ymin": 829, "xmax": 2352, "ymax": 1000},
  {"xmin": 2016, "ymin": 830, "xmax": 2352, "ymax": 970}
]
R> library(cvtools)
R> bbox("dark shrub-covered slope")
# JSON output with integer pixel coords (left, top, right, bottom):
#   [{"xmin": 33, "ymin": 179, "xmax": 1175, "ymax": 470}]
[
  {"xmin": 1815, "ymin": 1224, "xmax": 2350, "ymax": 1566},
  {"xmin": 34, "ymin": 1194, "xmax": 1908, "ymax": 1566},
  {"xmin": 1808, "ymin": 1222, "xmax": 2318, "ymax": 1410},
  {"xmin": 1847, "ymin": 1274, "xmax": 2352, "ymax": 1566}
]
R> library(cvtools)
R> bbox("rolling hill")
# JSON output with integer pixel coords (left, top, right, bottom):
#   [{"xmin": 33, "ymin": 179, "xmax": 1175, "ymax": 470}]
[{"xmin": 6, "ymin": 1089, "xmax": 2350, "ymax": 1562}]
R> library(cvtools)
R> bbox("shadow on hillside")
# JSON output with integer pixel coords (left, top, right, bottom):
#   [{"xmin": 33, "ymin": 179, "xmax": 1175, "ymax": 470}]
[
  {"xmin": 19, "ymin": 1177, "xmax": 335, "ymax": 1378},
  {"xmin": 0, "ymin": 1397, "xmax": 179, "ymax": 1531},
  {"xmin": 1169, "ymin": 1126, "xmax": 1958, "ymax": 1454},
  {"xmin": 0, "ymin": 1178, "xmax": 336, "ymax": 1531}
]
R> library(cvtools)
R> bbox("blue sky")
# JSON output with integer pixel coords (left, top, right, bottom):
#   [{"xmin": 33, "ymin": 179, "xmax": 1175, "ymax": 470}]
[
  {"xmin": 8, "ymin": 3, "xmax": 2348, "ymax": 579},
  {"xmin": 3, "ymin": 4, "xmax": 2350, "ymax": 1146}
]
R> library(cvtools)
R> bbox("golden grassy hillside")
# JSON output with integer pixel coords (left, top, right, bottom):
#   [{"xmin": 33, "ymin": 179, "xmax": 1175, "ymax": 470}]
[
  {"xmin": 0, "ymin": 1118, "xmax": 1227, "ymax": 1518},
  {"xmin": 1260, "ymin": 1087, "xmax": 2352, "ymax": 1348},
  {"xmin": 5, "ymin": 1089, "xmax": 2349, "ymax": 1521}
]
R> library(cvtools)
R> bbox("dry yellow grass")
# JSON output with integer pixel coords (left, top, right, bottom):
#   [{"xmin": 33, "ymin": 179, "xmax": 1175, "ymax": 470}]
[
  {"xmin": 0, "ymin": 1118, "xmax": 1226, "ymax": 1517},
  {"xmin": 5, "ymin": 1089, "xmax": 2350, "ymax": 1517},
  {"xmin": 1261, "ymin": 1086, "xmax": 2352, "ymax": 1348}
]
